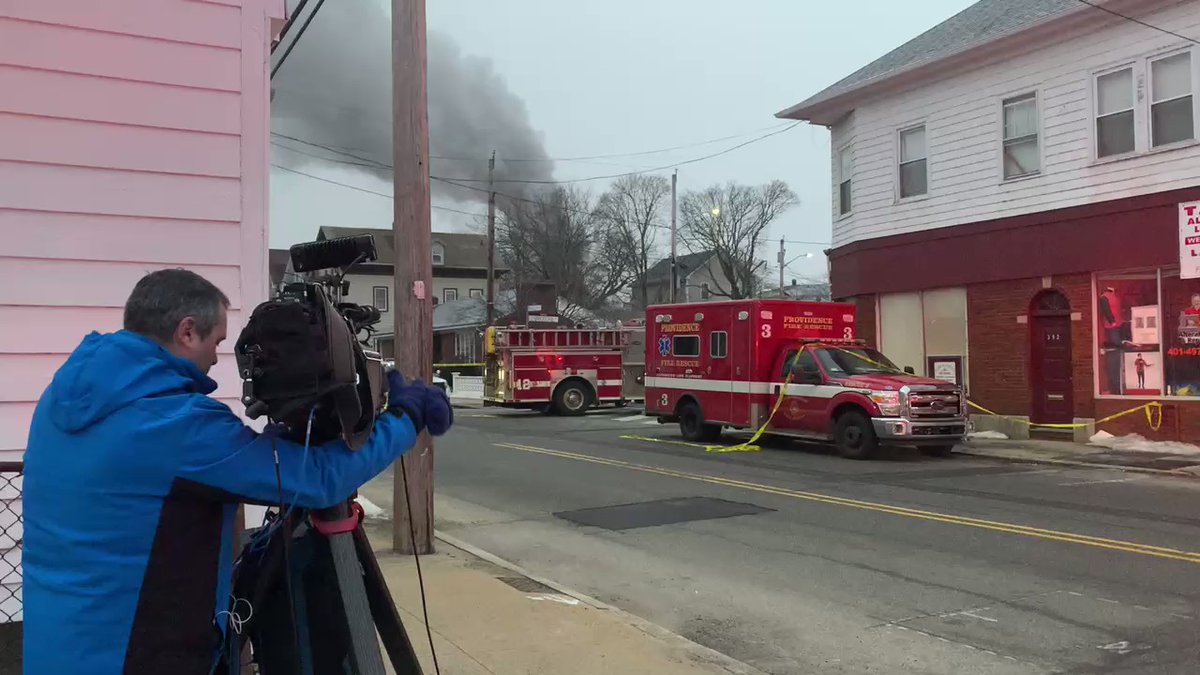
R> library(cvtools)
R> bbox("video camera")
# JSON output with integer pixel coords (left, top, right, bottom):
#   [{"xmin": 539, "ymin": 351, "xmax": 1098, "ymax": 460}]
[{"xmin": 234, "ymin": 234, "xmax": 389, "ymax": 449}]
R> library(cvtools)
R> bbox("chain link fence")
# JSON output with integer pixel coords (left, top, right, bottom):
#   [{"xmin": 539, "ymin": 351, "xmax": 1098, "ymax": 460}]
[{"xmin": 0, "ymin": 461, "xmax": 23, "ymax": 674}]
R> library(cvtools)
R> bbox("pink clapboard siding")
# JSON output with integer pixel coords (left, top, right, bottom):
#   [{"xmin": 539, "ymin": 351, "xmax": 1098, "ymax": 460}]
[{"xmin": 0, "ymin": 0, "xmax": 287, "ymax": 459}]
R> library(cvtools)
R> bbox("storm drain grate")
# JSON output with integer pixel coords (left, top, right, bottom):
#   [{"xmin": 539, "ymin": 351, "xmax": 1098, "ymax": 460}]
[
  {"xmin": 554, "ymin": 496, "xmax": 774, "ymax": 531},
  {"xmin": 497, "ymin": 576, "xmax": 559, "ymax": 594}
]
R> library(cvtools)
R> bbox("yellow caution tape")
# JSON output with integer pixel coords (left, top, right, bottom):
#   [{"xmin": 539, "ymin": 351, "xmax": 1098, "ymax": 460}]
[
  {"xmin": 700, "ymin": 344, "xmax": 820, "ymax": 453},
  {"xmin": 433, "ymin": 362, "xmax": 485, "ymax": 369},
  {"xmin": 968, "ymin": 400, "xmax": 1164, "ymax": 432}
]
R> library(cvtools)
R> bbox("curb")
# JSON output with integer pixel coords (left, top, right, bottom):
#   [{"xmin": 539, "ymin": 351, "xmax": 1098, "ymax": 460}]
[
  {"xmin": 956, "ymin": 448, "xmax": 1200, "ymax": 479},
  {"xmin": 434, "ymin": 530, "xmax": 769, "ymax": 675}
]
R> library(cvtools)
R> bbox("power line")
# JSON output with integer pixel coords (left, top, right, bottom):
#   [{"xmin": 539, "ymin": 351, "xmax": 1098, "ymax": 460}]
[
  {"xmin": 272, "ymin": 163, "xmax": 486, "ymax": 217},
  {"xmin": 272, "ymin": 140, "xmax": 384, "ymax": 169},
  {"xmin": 436, "ymin": 123, "xmax": 803, "ymax": 185},
  {"xmin": 270, "ymin": 0, "xmax": 328, "ymax": 79},
  {"xmin": 1073, "ymin": 0, "xmax": 1198, "ymax": 45},
  {"xmin": 430, "ymin": 122, "xmax": 796, "ymax": 162},
  {"xmin": 271, "ymin": 121, "xmax": 800, "ymax": 183}
]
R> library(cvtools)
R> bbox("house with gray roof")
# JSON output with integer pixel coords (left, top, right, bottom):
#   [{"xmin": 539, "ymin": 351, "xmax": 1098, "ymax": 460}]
[
  {"xmin": 639, "ymin": 250, "xmax": 743, "ymax": 305},
  {"xmin": 776, "ymin": 0, "xmax": 1200, "ymax": 437},
  {"xmin": 306, "ymin": 225, "xmax": 509, "ymax": 357}
]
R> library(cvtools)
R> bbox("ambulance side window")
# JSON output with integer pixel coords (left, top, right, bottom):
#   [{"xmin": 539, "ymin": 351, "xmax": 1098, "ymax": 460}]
[
  {"xmin": 782, "ymin": 349, "xmax": 818, "ymax": 378},
  {"xmin": 710, "ymin": 331, "xmax": 728, "ymax": 358},
  {"xmin": 673, "ymin": 335, "xmax": 700, "ymax": 357}
]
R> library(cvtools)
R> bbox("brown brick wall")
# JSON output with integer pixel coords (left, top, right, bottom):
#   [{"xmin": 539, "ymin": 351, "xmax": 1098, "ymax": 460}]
[
  {"xmin": 965, "ymin": 274, "xmax": 1094, "ymax": 420},
  {"xmin": 966, "ymin": 278, "xmax": 1039, "ymax": 416}
]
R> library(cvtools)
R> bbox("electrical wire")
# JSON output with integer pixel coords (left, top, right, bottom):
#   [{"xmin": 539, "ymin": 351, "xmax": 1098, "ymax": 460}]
[
  {"xmin": 271, "ymin": 122, "xmax": 801, "ymax": 185},
  {"xmin": 399, "ymin": 456, "xmax": 442, "ymax": 675},
  {"xmin": 1073, "ymin": 0, "xmax": 1198, "ymax": 45},
  {"xmin": 270, "ymin": 0, "xmax": 310, "ymax": 54},
  {"xmin": 431, "ymin": 122, "xmax": 796, "ymax": 161},
  {"xmin": 271, "ymin": 0, "xmax": 328, "ymax": 79},
  {"xmin": 271, "ymin": 435, "xmax": 304, "ymax": 671},
  {"xmin": 271, "ymin": 163, "xmax": 488, "ymax": 216},
  {"xmin": 433, "ymin": 122, "xmax": 803, "ymax": 185}
]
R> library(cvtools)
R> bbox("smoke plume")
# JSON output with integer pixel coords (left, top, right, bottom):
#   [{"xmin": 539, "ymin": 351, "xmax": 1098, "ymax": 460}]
[{"xmin": 270, "ymin": 0, "xmax": 555, "ymax": 203}]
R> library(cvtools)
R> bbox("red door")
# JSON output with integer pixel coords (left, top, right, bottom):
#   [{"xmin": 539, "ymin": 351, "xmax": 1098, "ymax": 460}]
[
  {"xmin": 1030, "ymin": 292, "xmax": 1073, "ymax": 424},
  {"xmin": 728, "ymin": 309, "xmax": 753, "ymax": 426}
]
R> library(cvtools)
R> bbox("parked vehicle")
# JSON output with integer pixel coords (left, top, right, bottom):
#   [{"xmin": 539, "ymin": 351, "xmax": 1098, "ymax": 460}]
[
  {"xmin": 643, "ymin": 299, "xmax": 967, "ymax": 459},
  {"xmin": 483, "ymin": 324, "xmax": 646, "ymax": 415}
]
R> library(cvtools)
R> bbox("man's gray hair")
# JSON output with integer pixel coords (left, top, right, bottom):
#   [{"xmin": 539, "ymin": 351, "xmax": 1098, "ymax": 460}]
[{"xmin": 123, "ymin": 269, "xmax": 231, "ymax": 342}]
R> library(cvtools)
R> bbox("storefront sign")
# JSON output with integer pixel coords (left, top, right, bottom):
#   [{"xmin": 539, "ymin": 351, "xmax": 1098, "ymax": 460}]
[
  {"xmin": 1179, "ymin": 201, "xmax": 1200, "ymax": 279},
  {"xmin": 927, "ymin": 356, "xmax": 962, "ymax": 386}
]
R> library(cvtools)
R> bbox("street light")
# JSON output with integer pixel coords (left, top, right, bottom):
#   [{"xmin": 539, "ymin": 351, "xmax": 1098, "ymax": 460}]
[{"xmin": 711, "ymin": 207, "xmax": 720, "ymax": 217}]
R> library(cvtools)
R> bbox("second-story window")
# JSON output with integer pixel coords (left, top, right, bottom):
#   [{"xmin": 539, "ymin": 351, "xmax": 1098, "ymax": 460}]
[
  {"xmin": 837, "ymin": 146, "xmax": 853, "ymax": 215},
  {"xmin": 898, "ymin": 125, "xmax": 927, "ymax": 198},
  {"xmin": 432, "ymin": 241, "xmax": 445, "ymax": 266},
  {"xmin": 1151, "ymin": 51, "xmax": 1194, "ymax": 147},
  {"xmin": 1002, "ymin": 93, "xmax": 1040, "ymax": 179},
  {"xmin": 1096, "ymin": 67, "xmax": 1136, "ymax": 158}
]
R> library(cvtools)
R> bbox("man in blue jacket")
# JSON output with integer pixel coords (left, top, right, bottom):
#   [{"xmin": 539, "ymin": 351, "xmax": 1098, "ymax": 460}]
[{"xmin": 21, "ymin": 269, "xmax": 452, "ymax": 674}]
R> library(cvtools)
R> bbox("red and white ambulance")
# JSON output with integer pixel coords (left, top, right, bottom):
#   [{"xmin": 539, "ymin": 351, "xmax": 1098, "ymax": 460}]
[
  {"xmin": 643, "ymin": 299, "xmax": 967, "ymax": 459},
  {"xmin": 483, "ymin": 324, "xmax": 646, "ymax": 415}
]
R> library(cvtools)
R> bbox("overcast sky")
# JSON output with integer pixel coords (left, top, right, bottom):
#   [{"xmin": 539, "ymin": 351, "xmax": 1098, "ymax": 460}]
[{"xmin": 268, "ymin": 0, "xmax": 976, "ymax": 281}]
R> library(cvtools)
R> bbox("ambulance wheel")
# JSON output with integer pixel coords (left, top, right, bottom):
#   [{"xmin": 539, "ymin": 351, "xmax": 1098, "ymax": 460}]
[
  {"xmin": 554, "ymin": 381, "xmax": 591, "ymax": 416},
  {"xmin": 834, "ymin": 410, "xmax": 878, "ymax": 460},
  {"xmin": 921, "ymin": 444, "xmax": 956, "ymax": 458},
  {"xmin": 679, "ymin": 401, "xmax": 721, "ymax": 443}
]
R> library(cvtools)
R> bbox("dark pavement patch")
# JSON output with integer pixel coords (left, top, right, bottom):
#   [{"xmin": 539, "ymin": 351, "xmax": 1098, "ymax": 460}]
[{"xmin": 554, "ymin": 496, "xmax": 774, "ymax": 531}]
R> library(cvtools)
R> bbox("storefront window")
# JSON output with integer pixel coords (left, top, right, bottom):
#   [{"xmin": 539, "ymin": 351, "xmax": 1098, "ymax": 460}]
[
  {"xmin": 878, "ymin": 288, "xmax": 968, "ymax": 383},
  {"xmin": 1096, "ymin": 272, "xmax": 1159, "ymax": 395},
  {"xmin": 1095, "ymin": 268, "xmax": 1200, "ymax": 398},
  {"xmin": 1161, "ymin": 272, "xmax": 1200, "ymax": 397}
]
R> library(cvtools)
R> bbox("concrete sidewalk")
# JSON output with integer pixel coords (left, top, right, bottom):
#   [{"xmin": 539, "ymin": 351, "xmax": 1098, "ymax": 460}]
[
  {"xmin": 958, "ymin": 436, "xmax": 1200, "ymax": 477},
  {"xmin": 364, "ymin": 525, "xmax": 762, "ymax": 675}
]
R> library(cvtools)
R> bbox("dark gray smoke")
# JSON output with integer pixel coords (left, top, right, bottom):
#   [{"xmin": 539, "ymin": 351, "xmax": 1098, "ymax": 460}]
[{"xmin": 270, "ymin": 1, "xmax": 555, "ymax": 203}]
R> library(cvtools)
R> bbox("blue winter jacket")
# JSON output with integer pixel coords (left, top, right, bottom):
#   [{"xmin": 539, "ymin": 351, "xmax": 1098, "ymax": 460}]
[{"xmin": 22, "ymin": 330, "xmax": 417, "ymax": 674}]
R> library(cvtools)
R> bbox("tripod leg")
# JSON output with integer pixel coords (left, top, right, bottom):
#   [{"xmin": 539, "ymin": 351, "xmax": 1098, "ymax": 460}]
[
  {"xmin": 320, "ymin": 504, "xmax": 389, "ymax": 675},
  {"xmin": 352, "ymin": 526, "xmax": 424, "ymax": 675}
]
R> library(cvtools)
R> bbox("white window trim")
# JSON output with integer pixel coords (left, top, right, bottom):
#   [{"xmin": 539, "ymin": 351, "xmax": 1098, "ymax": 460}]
[
  {"xmin": 836, "ymin": 144, "xmax": 853, "ymax": 218},
  {"xmin": 432, "ymin": 241, "xmax": 446, "ymax": 266},
  {"xmin": 895, "ymin": 122, "xmax": 929, "ymax": 202},
  {"xmin": 372, "ymin": 285, "xmax": 389, "ymax": 312},
  {"xmin": 1148, "ymin": 47, "xmax": 1198, "ymax": 151},
  {"xmin": 998, "ymin": 90, "xmax": 1043, "ymax": 182},
  {"xmin": 1089, "ymin": 45, "xmax": 1200, "ymax": 164},
  {"xmin": 443, "ymin": 287, "xmax": 458, "ymax": 302}
]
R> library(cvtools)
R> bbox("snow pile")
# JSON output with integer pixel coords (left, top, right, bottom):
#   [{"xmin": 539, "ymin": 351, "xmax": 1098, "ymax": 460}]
[
  {"xmin": 968, "ymin": 430, "xmax": 1009, "ymax": 440},
  {"xmin": 355, "ymin": 495, "xmax": 388, "ymax": 519},
  {"xmin": 1088, "ymin": 431, "xmax": 1200, "ymax": 455}
]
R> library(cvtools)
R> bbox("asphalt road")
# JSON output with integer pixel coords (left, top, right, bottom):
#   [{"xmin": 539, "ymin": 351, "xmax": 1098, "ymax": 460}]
[{"xmin": 361, "ymin": 407, "xmax": 1200, "ymax": 674}]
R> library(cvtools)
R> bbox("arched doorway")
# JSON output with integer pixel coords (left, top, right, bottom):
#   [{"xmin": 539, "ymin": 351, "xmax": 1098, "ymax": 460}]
[{"xmin": 1030, "ymin": 290, "xmax": 1073, "ymax": 424}]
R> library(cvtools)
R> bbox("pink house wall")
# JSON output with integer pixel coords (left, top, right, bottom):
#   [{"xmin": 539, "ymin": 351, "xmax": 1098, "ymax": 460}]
[{"xmin": 0, "ymin": 0, "xmax": 286, "ymax": 460}]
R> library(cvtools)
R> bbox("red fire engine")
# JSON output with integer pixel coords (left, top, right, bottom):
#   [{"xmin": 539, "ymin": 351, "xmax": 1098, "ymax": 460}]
[
  {"xmin": 483, "ymin": 324, "xmax": 646, "ymax": 414},
  {"xmin": 644, "ymin": 299, "xmax": 967, "ymax": 459}
]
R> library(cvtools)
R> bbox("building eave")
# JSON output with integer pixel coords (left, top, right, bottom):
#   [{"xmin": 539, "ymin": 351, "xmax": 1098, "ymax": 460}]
[{"xmin": 774, "ymin": 1, "xmax": 1137, "ymax": 127}]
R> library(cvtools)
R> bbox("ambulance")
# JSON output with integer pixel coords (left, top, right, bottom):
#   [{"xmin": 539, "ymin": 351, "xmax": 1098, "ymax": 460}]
[{"xmin": 643, "ymin": 299, "xmax": 968, "ymax": 459}]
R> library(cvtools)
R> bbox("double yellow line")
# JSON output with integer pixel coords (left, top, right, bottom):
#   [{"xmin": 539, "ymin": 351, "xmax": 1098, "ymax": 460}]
[{"xmin": 495, "ymin": 442, "xmax": 1200, "ymax": 565}]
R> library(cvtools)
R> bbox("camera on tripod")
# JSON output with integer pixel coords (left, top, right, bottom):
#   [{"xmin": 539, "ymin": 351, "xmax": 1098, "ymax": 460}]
[{"xmin": 235, "ymin": 234, "xmax": 389, "ymax": 449}]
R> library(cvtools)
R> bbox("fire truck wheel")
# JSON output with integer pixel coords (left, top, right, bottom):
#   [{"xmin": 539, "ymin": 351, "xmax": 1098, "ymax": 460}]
[
  {"xmin": 678, "ymin": 401, "xmax": 721, "ymax": 443},
  {"xmin": 921, "ymin": 444, "xmax": 955, "ymax": 458},
  {"xmin": 834, "ymin": 410, "xmax": 878, "ymax": 460},
  {"xmin": 553, "ymin": 381, "xmax": 592, "ymax": 416}
]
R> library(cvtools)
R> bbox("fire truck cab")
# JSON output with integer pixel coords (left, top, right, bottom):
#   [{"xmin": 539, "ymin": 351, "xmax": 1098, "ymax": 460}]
[
  {"xmin": 483, "ymin": 325, "xmax": 646, "ymax": 415},
  {"xmin": 644, "ymin": 299, "xmax": 968, "ymax": 459}
]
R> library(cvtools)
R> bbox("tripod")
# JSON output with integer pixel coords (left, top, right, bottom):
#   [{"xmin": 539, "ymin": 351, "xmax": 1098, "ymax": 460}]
[{"xmin": 230, "ymin": 499, "xmax": 424, "ymax": 675}]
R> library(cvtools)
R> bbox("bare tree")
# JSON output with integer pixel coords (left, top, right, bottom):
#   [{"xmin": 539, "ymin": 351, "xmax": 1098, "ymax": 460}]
[
  {"xmin": 496, "ymin": 186, "xmax": 634, "ymax": 320},
  {"xmin": 595, "ymin": 174, "xmax": 670, "ymax": 307},
  {"xmin": 679, "ymin": 180, "xmax": 798, "ymax": 299}
]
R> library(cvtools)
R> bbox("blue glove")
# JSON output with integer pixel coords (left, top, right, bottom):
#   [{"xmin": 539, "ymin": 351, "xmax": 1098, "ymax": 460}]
[{"xmin": 387, "ymin": 370, "xmax": 453, "ymax": 436}]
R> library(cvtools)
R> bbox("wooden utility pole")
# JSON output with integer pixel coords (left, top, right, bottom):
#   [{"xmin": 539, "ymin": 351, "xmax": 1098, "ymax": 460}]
[
  {"xmin": 778, "ymin": 238, "xmax": 785, "ymax": 298},
  {"xmin": 486, "ymin": 150, "xmax": 496, "ymax": 326},
  {"xmin": 669, "ymin": 170, "xmax": 677, "ymax": 303},
  {"xmin": 392, "ymin": 0, "xmax": 434, "ymax": 555}
]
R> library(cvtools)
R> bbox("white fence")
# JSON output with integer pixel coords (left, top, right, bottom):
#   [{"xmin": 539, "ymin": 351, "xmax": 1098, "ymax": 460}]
[{"xmin": 451, "ymin": 375, "xmax": 484, "ymax": 400}]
